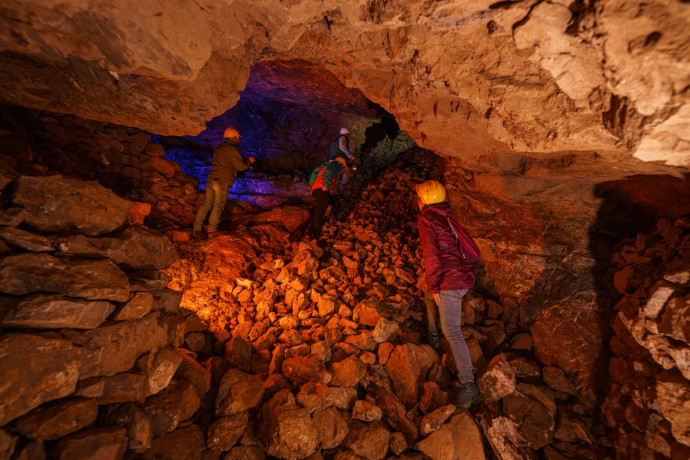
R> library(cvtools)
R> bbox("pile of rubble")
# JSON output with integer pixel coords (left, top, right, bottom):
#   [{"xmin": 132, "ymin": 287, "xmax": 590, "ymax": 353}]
[
  {"xmin": 164, "ymin": 151, "xmax": 613, "ymax": 460},
  {"xmin": 602, "ymin": 217, "xmax": 690, "ymax": 458}
]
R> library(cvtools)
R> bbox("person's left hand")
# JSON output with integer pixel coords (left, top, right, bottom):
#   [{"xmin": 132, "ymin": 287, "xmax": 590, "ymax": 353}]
[{"xmin": 432, "ymin": 293, "xmax": 441, "ymax": 305}]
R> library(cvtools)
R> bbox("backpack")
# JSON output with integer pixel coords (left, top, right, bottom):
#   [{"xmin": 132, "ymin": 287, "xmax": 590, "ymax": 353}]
[
  {"xmin": 309, "ymin": 162, "xmax": 329, "ymax": 186},
  {"xmin": 440, "ymin": 217, "xmax": 481, "ymax": 264}
]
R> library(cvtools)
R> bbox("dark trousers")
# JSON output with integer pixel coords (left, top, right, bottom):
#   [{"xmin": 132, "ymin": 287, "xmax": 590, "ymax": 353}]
[{"xmin": 312, "ymin": 188, "xmax": 330, "ymax": 237}]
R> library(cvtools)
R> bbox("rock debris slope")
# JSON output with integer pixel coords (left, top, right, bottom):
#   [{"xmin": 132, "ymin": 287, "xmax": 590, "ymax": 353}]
[{"xmin": 163, "ymin": 150, "xmax": 612, "ymax": 459}]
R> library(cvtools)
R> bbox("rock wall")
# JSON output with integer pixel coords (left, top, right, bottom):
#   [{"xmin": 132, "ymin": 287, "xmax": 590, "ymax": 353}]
[
  {"xmin": 0, "ymin": 105, "xmax": 201, "ymax": 229},
  {"xmin": 0, "ymin": 0, "xmax": 688, "ymax": 166},
  {"xmin": 0, "ymin": 171, "xmax": 199, "ymax": 459},
  {"xmin": 603, "ymin": 217, "xmax": 690, "ymax": 458}
]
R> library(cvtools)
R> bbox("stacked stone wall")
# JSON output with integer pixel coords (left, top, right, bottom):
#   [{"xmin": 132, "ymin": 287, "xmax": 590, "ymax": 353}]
[
  {"xmin": 603, "ymin": 217, "xmax": 690, "ymax": 458},
  {"xmin": 0, "ymin": 105, "xmax": 200, "ymax": 230},
  {"xmin": 0, "ymin": 169, "xmax": 204, "ymax": 459}
]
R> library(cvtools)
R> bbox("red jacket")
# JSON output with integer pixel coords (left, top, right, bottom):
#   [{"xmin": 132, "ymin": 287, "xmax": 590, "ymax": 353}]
[{"xmin": 417, "ymin": 203, "xmax": 476, "ymax": 293}]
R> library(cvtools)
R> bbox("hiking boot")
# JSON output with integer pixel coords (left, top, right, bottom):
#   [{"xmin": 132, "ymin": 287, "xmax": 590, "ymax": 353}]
[
  {"xmin": 192, "ymin": 230, "xmax": 204, "ymax": 240},
  {"xmin": 454, "ymin": 383, "xmax": 482, "ymax": 409},
  {"xmin": 427, "ymin": 334, "xmax": 441, "ymax": 350},
  {"xmin": 206, "ymin": 231, "xmax": 218, "ymax": 239}
]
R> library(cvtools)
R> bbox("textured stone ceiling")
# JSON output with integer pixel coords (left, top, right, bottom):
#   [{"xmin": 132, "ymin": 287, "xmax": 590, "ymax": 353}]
[{"xmin": 0, "ymin": 0, "xmax": 688, "ymax": 167}]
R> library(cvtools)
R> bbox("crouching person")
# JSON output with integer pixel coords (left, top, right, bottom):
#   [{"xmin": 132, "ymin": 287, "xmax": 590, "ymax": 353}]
[{"xmin": 308, "ymin": 156, "xmax": 348, "ymax": 239}]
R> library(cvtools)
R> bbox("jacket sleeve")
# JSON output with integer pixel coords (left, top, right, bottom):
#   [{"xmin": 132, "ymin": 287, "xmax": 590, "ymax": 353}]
[
  {"xmin": 339, "ymin": 136, "xmax": 353, "ymax": 159},
  {"xmin": 418, "ymin": 218, "xmax": 442, "ymax": 293},
  {"xmin": 228, "ymin": 147, "xmax": 251, "ymax": 172}
]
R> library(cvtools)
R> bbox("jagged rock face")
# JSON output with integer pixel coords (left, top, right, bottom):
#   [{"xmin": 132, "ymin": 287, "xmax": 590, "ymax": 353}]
[{"xmin": 1, "ymin": 1, "xmax": 689, "ymax": 166}]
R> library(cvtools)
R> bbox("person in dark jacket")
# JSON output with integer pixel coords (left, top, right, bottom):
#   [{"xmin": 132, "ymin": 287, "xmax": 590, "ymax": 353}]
[
  {"xmin": 416, "ymin": 179, "xmax": 482, "ymax": 409},
  {"xmin": 193, "ymin": 127, "xmax": 255, "ymax": 238},
  {"xmin": 309, "ymin": 156, "xmax": 348, "ymax": 238}
]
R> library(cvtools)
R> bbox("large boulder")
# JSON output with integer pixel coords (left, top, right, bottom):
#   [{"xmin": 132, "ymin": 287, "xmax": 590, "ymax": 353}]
[
  {"xmin": 313, "ymin": 406, "xmax": 349, "ymax": 450},
  {"xmin": 1, "ymin": 294, "xmax": 114, "ymax": 329},
  {"xmin": 143, "ymin": 380, "xmax": 200, "ymax": 437},
  {"xmin": 0, "ymin": 334, "xmax": 82, "ymax": 426},
  {"xmin": 329, "ymin": 355, "xmax": 366, "ymax": 388},
  {"xmin": 385, "ymin": 343, "xmax": 439, "ymax": 408},
  {"xmin": 343, "ymin": 419, "xmax": 390, "ymax": 460},
  {"xmin": 215, "ymin": 369, "xmax": 265, "ymax": 416},
  {"xmin": 206, "ymin": 412, "xmax": 249, "ymax": 452},
  {"xmin": 416, "ymin": 411, "xmax": 485, "ymax": 460},
  {"xmin": 15, "ymin": 399, "xmax": 99, "ymax": 441},
  {"xmin": 258, "ymin": 390, "xmax": 319, "ymax": 460},
  {"xmin": 13, "ymin": 175, "xmax": 132, "ymax": 236},
  {"xmin": 53, "ymin": 427, "xmax": 128, "ymax": 460},
  {"xmin": 61, "ymin": 312, "xmax": 168, "ymax": 379},
  {"xmin": 0, "ymin": 253, "xmax": 130, "ymax": 301},
  {"xmin": 58, "ymin": 226, "xmax": 178, "ymax": 270},
  {"xmin": 103, "ymin": 404, "xmax": 152, "ymax": 452},
  {"xmin": 656, "ymin": 371, "xmax": 690, "ymax": 446},
  {"xmin": 477, "ymin": 354, "xmax": 516, "ymax": 403},
  {"xmin": 141, "ymin": 425, "xmax": 206, "ymax": 460}
]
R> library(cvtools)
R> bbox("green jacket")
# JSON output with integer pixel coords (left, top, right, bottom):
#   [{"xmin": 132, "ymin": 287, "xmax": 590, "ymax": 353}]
[{"xmin": 208, "ymin": 139, "xmax": 251, "ymax": 184}]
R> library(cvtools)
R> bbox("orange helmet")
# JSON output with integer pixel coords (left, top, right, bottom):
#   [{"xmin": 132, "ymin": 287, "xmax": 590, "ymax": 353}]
[
  {"xmin": 333, "ymin": 156, "xmax": 347, "ymax": 167},
  {"xmin": 223, "ymin": 127, "xmax": 241, "ymax": 139},
  {"xmin": 416, "ymin": 180, "xmax": 446, "ymax": 205}
]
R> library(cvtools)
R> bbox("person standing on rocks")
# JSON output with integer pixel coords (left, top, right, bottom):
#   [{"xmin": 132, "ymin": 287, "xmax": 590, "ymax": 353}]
[
  {"xmin": 193, "ymin": 127, "xmax": 255, "ymax": 239},
  {"xmin": 308, "ymin": 156, "xmax": 348, "ymax": 239},
  {"xmin": 415, "ymin": 179, "xmax": 482, "ymax": 409},
  {"xmin": 329, "ymin": 127, "xmax": 354, "ymax": 162},
  {"xmin": 328, "ymin": 127, "xmax": 355, "ymax": 191}
]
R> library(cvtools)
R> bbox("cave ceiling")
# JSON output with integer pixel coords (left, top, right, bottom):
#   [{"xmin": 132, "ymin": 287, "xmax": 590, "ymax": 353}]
[{"xmin": 0, "ymin": 0, "xmax": 688, "ymax": 171}]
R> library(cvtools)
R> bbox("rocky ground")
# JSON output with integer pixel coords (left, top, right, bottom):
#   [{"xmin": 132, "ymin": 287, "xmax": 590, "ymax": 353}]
[{"xmin": 160, "ymin": 149, "xmax": 619, "ymax": 460}]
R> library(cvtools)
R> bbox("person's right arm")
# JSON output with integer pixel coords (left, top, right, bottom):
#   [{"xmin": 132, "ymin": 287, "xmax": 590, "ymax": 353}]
[
  {"xmin": 339, "ymin": 136, "xmax": 354, "ymax": 160},
  {"xmin": 219, "ymin": 145, "xmax": 251, "ymax": 171}
]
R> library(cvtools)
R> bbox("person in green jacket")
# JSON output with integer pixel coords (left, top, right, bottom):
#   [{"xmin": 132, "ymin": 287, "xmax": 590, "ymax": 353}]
[
  {"xmin": 193, "ymin": 127, "xmax": 255, "ymax": 238},
  {"xmin": 308, "ymin": 156, "xmax": 348, "ymax": 239}
]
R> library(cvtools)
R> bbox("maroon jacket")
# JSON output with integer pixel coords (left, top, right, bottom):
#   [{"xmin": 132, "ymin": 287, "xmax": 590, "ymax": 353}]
[{"xmin": 417, "ymin": 203, "xmax": 476, "ymax": 293}]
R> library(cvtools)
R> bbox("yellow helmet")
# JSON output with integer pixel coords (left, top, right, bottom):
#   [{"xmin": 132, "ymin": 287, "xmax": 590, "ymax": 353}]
[
  {"xmin": 416, "ymin": 180, "xmax": 446, "ymax": 205},
  {"xmin": 223, "ymin": 127, "xmax": 241, "ymax": 139}
]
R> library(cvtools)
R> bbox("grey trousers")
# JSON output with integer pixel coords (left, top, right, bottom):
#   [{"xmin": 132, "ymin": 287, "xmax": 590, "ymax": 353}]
[
  {"xmin": 193, "ymin": 178, "xmax": 230, "ymax": 232},
  {"xmin": 427, "ymin": 289, "xmax": 474, "ymax": 385}
]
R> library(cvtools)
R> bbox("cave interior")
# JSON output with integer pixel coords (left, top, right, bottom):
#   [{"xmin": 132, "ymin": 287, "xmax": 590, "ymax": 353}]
[{"xmin": 0, "ymin": 2, "xmax": 690, "ymax": 460}]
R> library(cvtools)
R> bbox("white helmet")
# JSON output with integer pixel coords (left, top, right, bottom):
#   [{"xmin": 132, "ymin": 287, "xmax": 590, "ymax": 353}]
[{"xmin": 340, "ymin": 128, "xmax": 350, "ymax": 135}]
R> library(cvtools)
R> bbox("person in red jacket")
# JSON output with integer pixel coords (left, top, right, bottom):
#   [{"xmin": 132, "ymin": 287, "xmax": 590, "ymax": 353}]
[{"xmin": 416, "ymin": 179, "xmax": 482, "ymax": 409}]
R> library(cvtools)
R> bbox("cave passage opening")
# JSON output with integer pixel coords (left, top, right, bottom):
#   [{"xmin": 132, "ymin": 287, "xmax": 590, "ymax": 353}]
[{"xmin": 150, "ymin": 59, "xmax": 415, "ymax": 213}]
